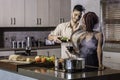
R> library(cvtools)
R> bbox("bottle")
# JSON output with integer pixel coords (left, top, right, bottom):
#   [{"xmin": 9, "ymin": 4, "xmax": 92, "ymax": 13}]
[
  {"xmin": 55, "ymin": 57, "xmax": 59, "ymax": 70},
  {"xmin": 12, "ymin": 40, "xmax": 17, "ymax": 48}
]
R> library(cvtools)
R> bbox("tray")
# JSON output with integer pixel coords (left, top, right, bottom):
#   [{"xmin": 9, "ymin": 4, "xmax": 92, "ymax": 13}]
[
  {"xmin": 0, "ymin": 59, "xmax": 32, "ymax": 64},
  {"xmin": 0, "ymin": 59, "xmax": 54, "ymax": 72}
]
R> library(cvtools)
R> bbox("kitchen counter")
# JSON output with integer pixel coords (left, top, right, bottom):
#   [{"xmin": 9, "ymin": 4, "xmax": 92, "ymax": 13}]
[
  {"xmin": 0, "ymin": 69, "xmax": 36, "ymax": 80},
  {"xmin": 18, "ymin": 66, "xmax": 120, "ymax": 80}
]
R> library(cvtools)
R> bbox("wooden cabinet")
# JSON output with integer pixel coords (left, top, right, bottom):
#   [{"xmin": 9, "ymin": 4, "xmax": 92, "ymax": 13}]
[
  {"xmin": 0, "ymin": 0, "xmax": 10, "ymax": 27},
  {"xmin": 25, "ymin": 0, "xmax": 49, "ymax": 27},
  {"xmin": 60, "ymin": 0, "xmax": 71, "ymax": 23},
  {"xmin": 0, "ymin": 0, "xmax": 24, "ymax": 27},
  {"xmin": 37, "ymin": 48, "xmax": 61, "ymax": 58},
  {"xmin": 103, "ymin": 51, "xmax": 120, "ymax": 70},
  {"xmin": 11, "ymin": 0, "xmax": 24, "ymax": 27},
  {"xmin": 0, "ymin": 51, "xmax": 15, "ymax": 56},
  {"xmin": 25, "ymin": 0, "xmax": 37, "ymax": 27},
  {"xmin": 37, "ymin": 0, "xmax": 49, "ymax": 27},
  {"xmin": 49, "ymin": 0, "xmax": 60, "ymax": 26},
  {"xmin": 0, "ymin": 0, "xmax": 71, "ymax": 27},
  {"xmin": 49, "ymin": 0, "xmax": 71, "ymax": 26}
]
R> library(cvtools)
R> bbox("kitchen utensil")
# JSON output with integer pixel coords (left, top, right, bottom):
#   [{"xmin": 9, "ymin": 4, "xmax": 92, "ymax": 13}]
[
  {"xmin": 12, "ymin": 40, "xmax": 17, "ymax": 48},
  {"xmin": 25, "ymin": 36, "xmax": 32, "ymax": 48}
]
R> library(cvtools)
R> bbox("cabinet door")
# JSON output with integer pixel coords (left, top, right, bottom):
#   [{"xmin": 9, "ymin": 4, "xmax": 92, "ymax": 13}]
[
  {"xmin": 37, "ymin": 49, "xmax": 49, "ymax": 56},
  {"xmin": 60, "ymin": 0, "xmax": 71, "ymax": 23},
  {"xmin": 49, "ymin": 0, "xmax": 60, "ymax": 27},
  {"xmin": 37, "ymin": 0, "xmax": 49, "ymax": 27},
  {"xmin": 0, "ymin": 51, "xmax": 15, "ymax": 56},
  {"xmin": 10, "ymin": 0, "xmax": 25, "ymax": 27},
  {"xmin": 25, "ymin": 0, "xmax": 37, "ymax": 27},
  {"xmin": 103, "ymin": 51, "xmax": 120, "ymax": 70},
  {"xmin": 0, "ymin": 0, "xmax": 3, "ymax": 27},
  {"xmin": 0, "ymin": 0, "xmax": 11, "ymax": 27},
  {"xmin": 37, "ymin": 48, "xmax": 61, "ymax": 58},
  {"xmin": 0, "ymin": 0, "xmax": 24, "ymax": 27},
  {"xmin": 48, "ymin": 48, "xmax": 61, "ymax": 58}
]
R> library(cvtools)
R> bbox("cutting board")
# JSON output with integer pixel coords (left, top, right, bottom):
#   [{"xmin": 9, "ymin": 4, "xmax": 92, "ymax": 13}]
[
  {"xmin": 0, "ymin": 59, "xmax": 33, "ymax": 72},
  {"xmin": 0, "ymin": 59, "xmax": 54, "ymax": 72},
  {"xmin": 0, "ymin": 59, "xmax": 32, "ymax": 64}
]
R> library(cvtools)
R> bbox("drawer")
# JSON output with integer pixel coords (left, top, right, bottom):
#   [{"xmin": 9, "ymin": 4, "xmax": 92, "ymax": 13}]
[
  {"xmin": 0, "ymin": 51, "xmax": 15, "ymax": 56},
  {"xmin": 103, "ymin": 61, "xmax": 120, "ymax": 70},
  {"xmin": 103, "ymin": 52, "xmax": 120, "ymax": 64},
  {"xmin": 37, "ymin": 48, "xmax": 61, "ymax": 58}
]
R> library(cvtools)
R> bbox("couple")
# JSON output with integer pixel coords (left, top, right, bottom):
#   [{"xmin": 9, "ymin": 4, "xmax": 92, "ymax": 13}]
[{"xmin": 48, "ymin": 5, "xmax": 104, "ymax": 70}]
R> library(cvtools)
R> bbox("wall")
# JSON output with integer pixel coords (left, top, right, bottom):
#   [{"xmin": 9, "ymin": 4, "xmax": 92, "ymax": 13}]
[
  {"xmin": 71, "ymin": 0, "xmax": 101, "ymax": 17},
  {"xmin": 0, "ymin": 27, "xmax": 55, "ymax": 48},
  {"xmin": 71, "ymin": 0, "xmax": 102, "ymax": 31},
  {"xmin": 4, "ymin": 31, "xmax": 50, "ymax": 48}
]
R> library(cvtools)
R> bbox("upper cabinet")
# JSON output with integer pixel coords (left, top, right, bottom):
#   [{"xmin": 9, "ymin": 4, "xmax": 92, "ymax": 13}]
[
  {"xmin": 25, "ymin": 0, "xmax": 37, "ymax": 27},
  {"xmin": 49, "ymin": 0, "xmax": 60, "ymax": 27},
  {"xmin": 11, "ymin": 0, "xmax": 25, "ymax": 27},
  {"xmin": 60, "ymin": 0, "xmax": 71, "ymax": 23},
  {"xmin": 37, "ymin": 0, "xmax": 49, "ymax": 27},
  {"xmin": 25, "ymin": 0, "xmax": 49, "ymax": 27},
  {"xmin": 49, "ymin": 0, "xmax": 71, "ymax": 26},
  {"xmin": 0, "ymin": 0, "xmax": 24, "ymax": 27},
  {"xmin": 0, "ymin": 0, "xmax": 71, "ymax": 27}
]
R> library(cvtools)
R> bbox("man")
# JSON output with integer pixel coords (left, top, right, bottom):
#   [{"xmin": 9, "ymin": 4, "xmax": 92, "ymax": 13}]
[{"xmin": 48, "ymin": 5, "xmax": 85, "ymax": 43}]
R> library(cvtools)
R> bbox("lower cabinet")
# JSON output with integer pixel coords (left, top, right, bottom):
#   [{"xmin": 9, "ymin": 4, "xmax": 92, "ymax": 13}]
[
  {"xmin": 37, "ymin": 48, "xmax": 61, "ymax": 58},
  {"xmin": 103, "ymin": 51, "xmax": 120, "ymax": 70},
  {"xmin": 0, "ymin": 51, "xmax": 15, "ymax": 56}
]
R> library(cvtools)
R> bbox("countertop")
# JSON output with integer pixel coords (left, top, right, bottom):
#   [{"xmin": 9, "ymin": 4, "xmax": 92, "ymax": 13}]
[{"xmin": 18, "ymin": 66, "xmax": 120, "ymax": 80}]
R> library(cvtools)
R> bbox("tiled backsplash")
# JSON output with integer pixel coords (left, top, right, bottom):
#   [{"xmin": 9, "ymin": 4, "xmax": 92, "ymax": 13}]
[{"xmin": 4, "ymin": 31, "xmax": 50, "ymax": 48}]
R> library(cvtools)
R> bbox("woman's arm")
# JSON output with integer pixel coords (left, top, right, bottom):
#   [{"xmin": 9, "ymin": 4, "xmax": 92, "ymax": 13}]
[{"xmin": 96, "ymin": 32, "xmax": 104, "ymax": 70}]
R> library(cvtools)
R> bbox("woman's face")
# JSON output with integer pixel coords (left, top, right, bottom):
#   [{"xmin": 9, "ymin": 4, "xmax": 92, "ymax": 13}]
[{"xmin": 81, "ymin": 18, "xmax": 86, "ymax": 30}]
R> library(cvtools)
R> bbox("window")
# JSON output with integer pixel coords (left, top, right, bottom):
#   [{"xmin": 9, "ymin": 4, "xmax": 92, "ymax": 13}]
[{"xmin": 101, "ymin": 0, "xmax": 120, "ymax": 49}]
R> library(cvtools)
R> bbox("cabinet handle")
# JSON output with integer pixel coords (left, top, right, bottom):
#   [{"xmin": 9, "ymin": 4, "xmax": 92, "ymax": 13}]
[
  {"xmin": 63, "ymin": 18, "xmax": 65, "ymax": 22},
  {"xmin": 47, "ymin": 51, "xmax": 49, "ymax": 57},
  {"xmin": 39, "ymin": 18, "xmax": 41, "ymax": 25},
  {"xmin": 11, "ymin": 18, "xmax": 13, "ymax": 25},
  {"xmin": 60, "ymin": 18, "xmax": 62, "ymax": 23},
  {"xmin": 105, "ymin": 57, "xmax": 111, "ymax": 58},
  {"xmin": 37, "ymin": 18, "xmax": 38, "ymax": 25},
  {"xmin": 14, "ymin": 18, "xmax": 16, "ymax": 25}
]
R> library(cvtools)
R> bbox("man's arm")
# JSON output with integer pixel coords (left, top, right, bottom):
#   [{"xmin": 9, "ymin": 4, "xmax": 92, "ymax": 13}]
[{"xmin": 48, "ymin": 24, "xmax": 62, "ymax": 43}]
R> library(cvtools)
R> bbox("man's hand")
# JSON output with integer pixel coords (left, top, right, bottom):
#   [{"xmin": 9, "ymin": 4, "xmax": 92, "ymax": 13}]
[{"xmin": 53, "ymin": 36, "xmax": 62, "ymax": 43}]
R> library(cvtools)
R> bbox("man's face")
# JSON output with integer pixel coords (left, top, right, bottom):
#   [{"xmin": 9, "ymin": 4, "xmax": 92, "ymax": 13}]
[{"xmin": 71, "ymin": 10, "xmax": 82, "ymax": 23}]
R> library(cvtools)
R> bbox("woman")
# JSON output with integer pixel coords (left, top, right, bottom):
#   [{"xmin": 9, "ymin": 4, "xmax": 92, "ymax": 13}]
[{"xmin": 78, "ymin": 12, "xmax": 104, "ymax": 70}]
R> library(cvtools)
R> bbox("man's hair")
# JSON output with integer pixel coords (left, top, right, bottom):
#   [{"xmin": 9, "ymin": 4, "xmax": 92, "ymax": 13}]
[{"xmin": 73, "ymin": 5, "xmax": 85, "ymax": 12}]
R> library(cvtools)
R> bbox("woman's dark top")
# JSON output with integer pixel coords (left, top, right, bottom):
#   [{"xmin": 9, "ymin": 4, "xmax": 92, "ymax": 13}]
[{"xmin": 79, "ymin": 32, "xmax": 98, "ymax": 67}]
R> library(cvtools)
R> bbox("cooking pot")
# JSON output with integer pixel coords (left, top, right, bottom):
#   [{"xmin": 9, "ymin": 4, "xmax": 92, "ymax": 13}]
[{"xmin": 64, "ymin": 58, "xmax": 85, "ymax": 73}]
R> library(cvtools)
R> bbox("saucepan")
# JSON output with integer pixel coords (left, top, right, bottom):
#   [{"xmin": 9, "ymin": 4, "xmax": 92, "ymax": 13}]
[
  {"xmin": 64, "ymin": 57, "xmax": 85, "ymax": 73},
  {"xmin": 63, "ymin": 39, "xmax": 85, "ymax": 73}
]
